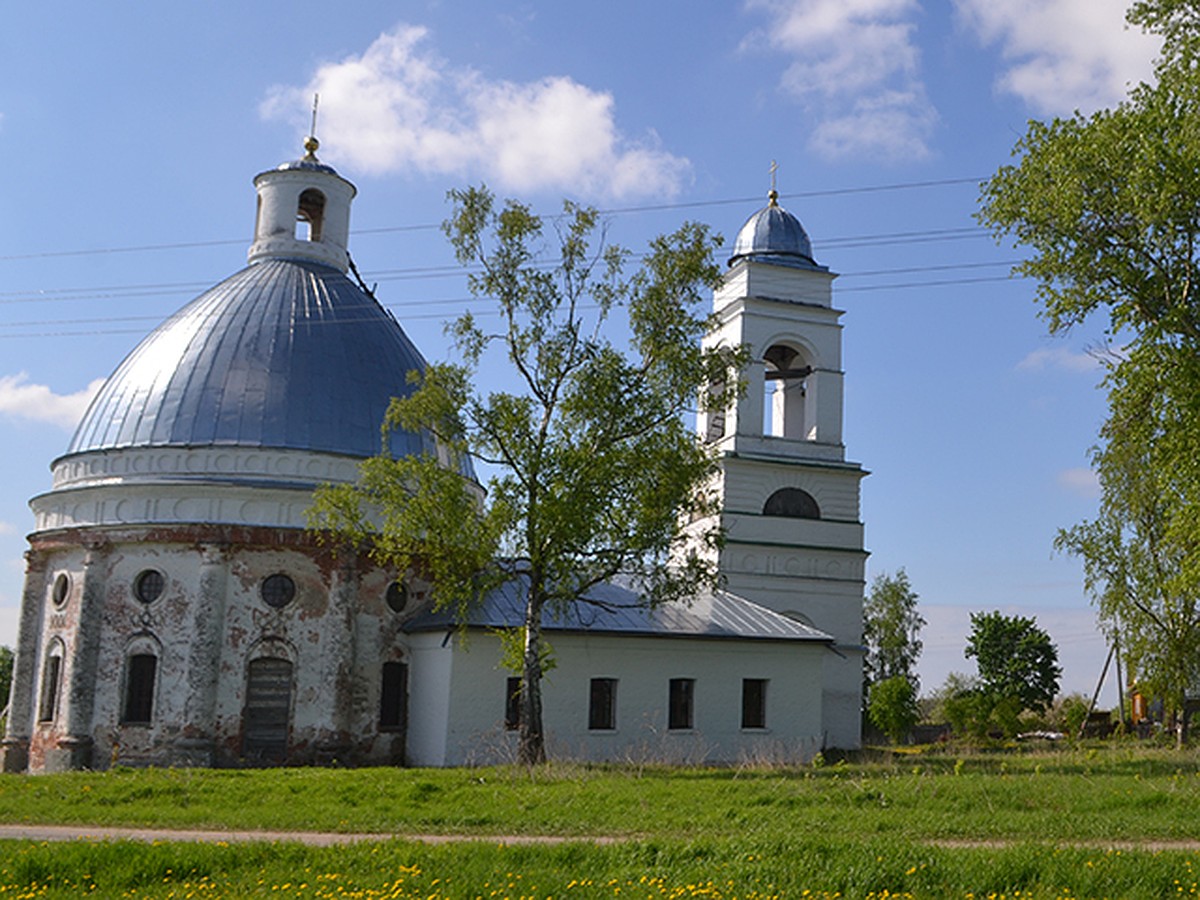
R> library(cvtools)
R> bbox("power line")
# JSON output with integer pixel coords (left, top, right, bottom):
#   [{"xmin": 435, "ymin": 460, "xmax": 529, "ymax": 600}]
[
  {"xmin": 0, "ymin": 227, "xmax": 1006, "ymax": 308},
  {"xmin": 0, "ymin": 176, "xmax": 985, "ymax": 263},
  {"xmin": 0, "ymin": 271, "xmax": 1032, "ymax": 340},
  {"xmin": 839, "ymin": 274, "xmax": 1016, "ymax": 294},
  {"xmin": 0, "ymin": 257, "xmax": 1021, "ymax": 324}
]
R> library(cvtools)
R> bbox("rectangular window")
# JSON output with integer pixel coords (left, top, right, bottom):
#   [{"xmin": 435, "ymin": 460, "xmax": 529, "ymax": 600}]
[
  {"xmin": 742, "ymin": 678, "xmax": 768, "ymax": 729},
  {"xmin": 668, "ymin": 678, "xmax": 695, "ymax": 730},
  {"xmin": 122, "ymin": 654, "xmax": 157, "ymax": 724},
  {"xmin": 38, "ymin": 654, "xmax": 62, "ymax": 723},
  {"xmin": 589, "ymin": 678, "xmax": 617, "ymax": 730},
  {"xmin": 379, "ymin": 661, "xmax": 408, "ymax": 730},
  {"xmin": 504, "ymin": 677, "xmax": 521, "ymax": 731}
]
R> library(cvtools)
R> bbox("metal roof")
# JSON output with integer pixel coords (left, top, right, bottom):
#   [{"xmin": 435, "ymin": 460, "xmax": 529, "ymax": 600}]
[
  {"xmin": 67, "ymin": 258, "xmax": 467, "ymax": 470},
  {"xmin": 405, "ymin": 577, "xmax": 833, "ymax": 643},
  {"xmin": 272, "ymin": 157, "xmax": 339, "ymax": 175},
  {"xmin": 728, "ymin": 194, "xmax": 821, "ymax": 270}
]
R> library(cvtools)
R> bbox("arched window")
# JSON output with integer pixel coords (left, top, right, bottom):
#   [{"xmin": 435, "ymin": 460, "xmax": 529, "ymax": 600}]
[
  {"xmin": 763, "ymin": 487, "xmax": 820, "ymax": 519},
  {"xmin": 122, "ymin": 653, "xmax": 158, "ymax": 724},
  {"xmin": 296, "ymin": 189, "xmax": 326, "ymax": 242},
  {"xmin": 242, "ymin": 657, "xmax": 294, "ymax": 764},
  {"xmin": 38, "ymin": 640, "xmax": 65, "ymax": 723},
  {"xmin": 379, "ymin": 661, "xmax": 408, "ymax": 731}
]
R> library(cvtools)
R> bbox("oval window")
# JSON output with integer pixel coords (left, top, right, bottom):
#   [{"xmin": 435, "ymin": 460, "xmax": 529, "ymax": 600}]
[
  {"xmin": 385, "ymin": 581, "xmax": 408, "ymax": 613},
  {"xmin": 51, "ymin": 573, "xmax": 70, "ymax": 608},
  {"xmin": 134, "ymin": 569, "xmax": 165, "ymax": 604},
  {"xmin": 260, "ymin": 574, "xmax": 296, "ymax": 609}
]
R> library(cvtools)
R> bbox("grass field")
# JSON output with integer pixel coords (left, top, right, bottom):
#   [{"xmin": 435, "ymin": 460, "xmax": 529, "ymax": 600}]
[{"xmin": 1, "ymin": 745, "xmax": 1199, "ymax": 898}]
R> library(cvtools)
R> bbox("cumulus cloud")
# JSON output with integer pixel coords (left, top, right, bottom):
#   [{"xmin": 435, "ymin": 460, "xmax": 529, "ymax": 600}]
[
  {"xmin": 1058, "ymin": 467, "xmax": 1101, "ymax": 498},
  {"xmin": 1016, "ymin": 346, "xmax": 1102, "ymax": 374},
  {"xmin": 0, "ymin": 373, "xmax": 103, "ymax": 430},
  {"xmin": 954, "ymin": 0, "xmax": 1161, "ymax": 115},
  {"xmin": 260, "ymin": 25, "xmax": 690, "ymax": 200},
  {"xmin": 744, "ymin": 0, "xmax": 936, "ymax": 161}
]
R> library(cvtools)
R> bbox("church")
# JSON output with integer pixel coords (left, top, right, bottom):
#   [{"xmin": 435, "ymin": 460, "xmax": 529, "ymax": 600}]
[{"xmin": 1, "ymin": 138, "xmax": 866, "ymax": 771}]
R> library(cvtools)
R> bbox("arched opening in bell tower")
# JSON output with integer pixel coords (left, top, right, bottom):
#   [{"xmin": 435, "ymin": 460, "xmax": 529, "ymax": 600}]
[
  {"xmin": 296, "ymin": 189, "xmax": 326, "ymax": 242},
  {"xmin": 762, "ymin": 343, "xmax": 812, "ymax": 440}
]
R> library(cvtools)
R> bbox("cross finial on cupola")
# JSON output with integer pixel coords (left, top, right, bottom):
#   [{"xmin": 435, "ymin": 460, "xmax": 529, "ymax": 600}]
[
  {"xmin": 303, "ymin": 94, "xmax": 321, "ymax": 161},
  {"xmin": 769, "ymin": 159, "xmax": 779, "ymax": 206}
]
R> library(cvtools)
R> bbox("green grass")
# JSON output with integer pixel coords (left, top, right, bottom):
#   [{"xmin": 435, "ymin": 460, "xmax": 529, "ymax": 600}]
[{"xmin": 2, "ymin": 745, "xmax": 1200, "ymax": 897}]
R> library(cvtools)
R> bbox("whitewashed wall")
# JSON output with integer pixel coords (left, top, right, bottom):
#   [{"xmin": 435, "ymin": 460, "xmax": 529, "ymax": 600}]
[{"xmin": 432, "ymin": 630, "xmax": 827, "ymax": 766}]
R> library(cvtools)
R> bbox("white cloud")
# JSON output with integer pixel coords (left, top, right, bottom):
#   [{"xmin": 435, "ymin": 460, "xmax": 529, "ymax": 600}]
[
  {"xmin": 745, "ymin": 0, "xmax": 936, "ymax": 161},
  {"xmin": 0, "ymin": 522, "xmax": 14, "ymax": 536},
  {"xmin": 260, "ymin": 25, "xmax": 691, "ymax": 201},
  {"xmin": 811, "ymin": 90, "xmax": 938, "ymax": 160},
  {"xmin": 954, "ymin": 0, "xmax": 1161, "ymax": 115},
  {"xmin": 0, "ymin": 373, "xmax": 103, "ymax": 430},
  {"xmin": 1016, "ymin": 346, "xmax": 1102, "ymax": 374},
  {"xmin": 1058, "ymin": 467, "xmax": 1101, "ymax": 498}
]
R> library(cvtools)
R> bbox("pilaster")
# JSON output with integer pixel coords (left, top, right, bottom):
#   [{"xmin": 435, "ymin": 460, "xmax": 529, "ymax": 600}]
[
  {"xmin": 57, "ymin": 543, "xmax": 108, "ymax": 769},
  {"xmin": 177, "ymin": 543, "xmax": 228, "ymax": 766},
  {"xmin": 2, "ymin": 550, "xmax": 49, "ymax": 772}
]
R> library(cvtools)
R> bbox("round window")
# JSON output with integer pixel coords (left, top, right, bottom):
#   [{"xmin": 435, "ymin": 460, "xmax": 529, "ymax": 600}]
[
  {"xmin": 51, "ymin": 573, "xmax": 70, "ymax": 608},
  {"xmin": 385, "ymin": 581, "xmax": 408, "ymax": 613},
  {"xmin": 260, "ymin": 574, "xmax": 296, "ymax": 609},
  {"xmin": 134, "ymin": 569, "xmax": 165, "ymax": 604}
]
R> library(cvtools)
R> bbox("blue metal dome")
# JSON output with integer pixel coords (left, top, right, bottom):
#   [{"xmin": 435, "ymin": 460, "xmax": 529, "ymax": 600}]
[
  {"xmin": 729, "ymin": 191, "xmax": 818, "ymax": 269},
  {"xmin": 67, "ymin": 259, "xmax": 461, "ymax": 469}
]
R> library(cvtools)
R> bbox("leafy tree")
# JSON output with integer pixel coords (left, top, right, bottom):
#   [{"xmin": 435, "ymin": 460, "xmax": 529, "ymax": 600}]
[
  {"xmin": 926, "ymin": 672, "xmax": 1024, "ymax": 740},
  {"xmin": 1055, "ymin": 345, "xmax": 1200, "ymax": 745},
  {"xmin": 978, "ymin": 10, "xmax": 1200, "ymax": 350},
  {"xmin": 978, "ymin": 2, "xmax": 1200, "ymax": 745},
  {"xmin": 867, "ymin": 674, "xmax": 918, "ymax": 744},
  {"xmin": 863, "ymin": 569, "xmax": 925, "ymax": 691},
  {"xmin": 1047, "ymin": 692, "xmax": 1092, "ymax": 737},
  {"xmin": 311, "ymin": 187, "xmax": 746, "ymax": 765},
  {"xmin": 965, "ymin": 611, "xmax": 1062, "ymax": 713},
  {"xmin": 922, "ymin": 671, "xmax": 979, "ymax": 726}
]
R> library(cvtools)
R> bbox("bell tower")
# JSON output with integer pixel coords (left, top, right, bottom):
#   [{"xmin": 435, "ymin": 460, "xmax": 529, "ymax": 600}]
[{"xmin": 699, "ymin": 188, "xmax": 867, "ymax": 749}]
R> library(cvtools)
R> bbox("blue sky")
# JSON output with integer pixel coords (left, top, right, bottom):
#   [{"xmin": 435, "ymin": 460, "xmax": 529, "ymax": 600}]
[{"xmin": 0, "ymin": 1, "xmax": 1163, "ymax": 704}]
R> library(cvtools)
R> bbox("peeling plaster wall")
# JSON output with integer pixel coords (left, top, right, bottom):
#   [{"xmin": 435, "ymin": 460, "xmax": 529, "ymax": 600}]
[{"xmin": 7, "ymin": 525, "xmax": 424, "ymax": 772}]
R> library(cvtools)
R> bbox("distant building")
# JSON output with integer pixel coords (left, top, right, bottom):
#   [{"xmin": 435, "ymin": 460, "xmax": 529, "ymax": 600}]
[{"xmin": 2, "ymin": 141, "xmax": 864, "ymax": 771}]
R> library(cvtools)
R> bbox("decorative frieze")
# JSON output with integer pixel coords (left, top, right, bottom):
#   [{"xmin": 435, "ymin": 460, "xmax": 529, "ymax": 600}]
[
  {"xmin": 51, "ymin": 447, "xmax": 361, "ymax": 491},
  {"xmin": 725, "ymin": 546, "xmax": 865, "ymax": 583},
  {"xmin": 31, "ymin": 482, "xmax": 322, "ymax": 533}
]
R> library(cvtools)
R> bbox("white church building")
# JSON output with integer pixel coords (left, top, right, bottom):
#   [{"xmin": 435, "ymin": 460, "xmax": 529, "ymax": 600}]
[{"xmin": 2, "ymin": 140, "xmax": 866, "ymax": 772}]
